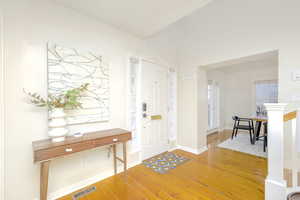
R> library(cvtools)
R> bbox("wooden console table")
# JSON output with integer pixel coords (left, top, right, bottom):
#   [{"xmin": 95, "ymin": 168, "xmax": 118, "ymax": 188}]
[{"xmin": 32, "ymin": 128, "xmax": 132, "ymax": 200}]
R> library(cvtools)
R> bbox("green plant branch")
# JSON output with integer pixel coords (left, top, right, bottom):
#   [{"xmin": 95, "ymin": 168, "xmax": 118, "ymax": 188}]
[{"xmin": 24, "ymin": 83, "xmax": 89, "ymax": 110}]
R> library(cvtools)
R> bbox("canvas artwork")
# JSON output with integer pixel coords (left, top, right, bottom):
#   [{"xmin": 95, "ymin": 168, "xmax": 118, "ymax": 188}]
[{"xmin": 47, "ymin": 43, "xmax": 110, "ymax": 125}]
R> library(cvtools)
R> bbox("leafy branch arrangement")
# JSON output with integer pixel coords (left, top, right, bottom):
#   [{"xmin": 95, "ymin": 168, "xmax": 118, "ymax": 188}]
[{"xmin": 24, "ymin": 83, "xmax": 89, "ymax": 110}]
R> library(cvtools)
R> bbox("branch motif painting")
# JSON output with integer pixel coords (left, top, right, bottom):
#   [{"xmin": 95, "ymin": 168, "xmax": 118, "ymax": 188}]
[{"xmin": 47, "ymin": 43, "xmax": 110, "ymax": 125}]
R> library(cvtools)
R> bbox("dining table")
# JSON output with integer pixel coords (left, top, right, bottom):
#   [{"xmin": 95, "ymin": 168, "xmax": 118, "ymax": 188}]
[{"xmin": 250, "ymin": 114, "xmax": 268, "ymax": 144}]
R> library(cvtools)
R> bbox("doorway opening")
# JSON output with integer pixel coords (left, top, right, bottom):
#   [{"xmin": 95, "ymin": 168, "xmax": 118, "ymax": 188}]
[
  {"xmin": 200, "ymin": 50, "xmax": 278, "ymax": 158},
  {"xmin": 203, "ymin": 51, "xmax": 279, "ymax": 134}
]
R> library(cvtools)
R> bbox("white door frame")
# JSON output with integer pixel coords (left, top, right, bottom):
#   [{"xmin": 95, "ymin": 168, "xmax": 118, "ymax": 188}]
[
  {"xmin": 0, "ymin": 13, "xmax": 6, "ymax": 200},
  {"xmin": 167, "ymin": 68, "xmax": 177, "ymax": 142}
]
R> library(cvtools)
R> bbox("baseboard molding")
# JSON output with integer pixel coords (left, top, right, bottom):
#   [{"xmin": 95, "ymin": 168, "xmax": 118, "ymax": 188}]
[
  {"xmin": 176, "ymin": 145, "xmax": 208, "ymax": 155},
  {"xmin": 207, "ymin": 128, "xmax": 232, "ymax": 135},
  {"xmin": 38, "ymin": 160, "xmax": 141, "ymax": 200},
  {"xmin": 207, "ymin": 128, "xmax": 219, "ymax": 135},
  {"xmin": 168, "ymin": 147, "xmax": 178, "ymax": 152},
  {"xmin": 168, "ymin": 146, "xmax": 179, "ymax": 152}
]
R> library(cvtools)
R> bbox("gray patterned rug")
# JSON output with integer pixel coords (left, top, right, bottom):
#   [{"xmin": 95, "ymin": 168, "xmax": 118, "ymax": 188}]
[
  {"xmin": 142, "ymin": 152, "xmax": 190, "ymax": 174},
  {"xmin": 218, "ymin": 134, "xmax": 267, "ymax": 158}
]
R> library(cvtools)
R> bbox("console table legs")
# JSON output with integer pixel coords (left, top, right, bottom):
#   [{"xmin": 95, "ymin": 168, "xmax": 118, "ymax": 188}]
[
  {"xmin": 123, "ymin": 142, "xmax": 127, "ymax": 173},
  {"xmin": 39, "ymin": 143, "xmax": 128, "ymax": 200},
  {"xmin": 40, "ymin": 160, "xmax": 51, "ymax": 200},
  {"xmin": 112, "ymin": 144, "xmax": 117, "ymax": 175},
  {"xmin": 112, "ymin": 142, "xmax": 127, "ymax": 175}
]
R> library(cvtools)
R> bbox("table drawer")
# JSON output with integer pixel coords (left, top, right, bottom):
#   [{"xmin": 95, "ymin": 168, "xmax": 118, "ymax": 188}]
[
  {"xmin": 34, "ymin": 141, "xmax": 94, "ymax": 162},
  {"xmin": 93, "ymin": 134, "xmax": 131, "ymax": 147}
]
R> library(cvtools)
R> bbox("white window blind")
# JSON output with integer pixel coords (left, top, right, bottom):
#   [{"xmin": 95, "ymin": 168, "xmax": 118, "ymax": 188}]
[{"xmin": 255, "ymin": 80, "xmax": 278, "ymax": 107}]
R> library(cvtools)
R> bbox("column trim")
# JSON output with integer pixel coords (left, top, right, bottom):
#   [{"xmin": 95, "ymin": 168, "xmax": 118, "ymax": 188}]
[
  {"xmin": 0, "ymin": 14, "xmax": 6, "ymax": 200},
  {"xmin": 264, "ymin": 103, "xmax": 288, "ymax": 111}
]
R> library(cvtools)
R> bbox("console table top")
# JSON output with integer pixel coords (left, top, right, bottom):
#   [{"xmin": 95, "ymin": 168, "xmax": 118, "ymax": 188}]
[{"xmin": 32, "ymin": 128, "xmax": 130, "ymax": 151}]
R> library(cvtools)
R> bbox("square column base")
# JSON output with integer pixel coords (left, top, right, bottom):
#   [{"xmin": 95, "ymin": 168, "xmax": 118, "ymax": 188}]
[{"xmin": 265, "ymin": 178, "xmax": 286, "ymax": 200}]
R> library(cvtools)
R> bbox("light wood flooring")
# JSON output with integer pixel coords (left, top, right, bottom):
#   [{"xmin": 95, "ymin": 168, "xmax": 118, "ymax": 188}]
[{"xmin": 59, "ymin": 130, "xmax": 267, "ymax": 200}]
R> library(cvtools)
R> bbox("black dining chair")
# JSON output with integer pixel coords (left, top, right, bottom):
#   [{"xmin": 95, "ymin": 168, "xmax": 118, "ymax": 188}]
[
  {"xmin": 255, "ymin": 122, "xmax": 268, "ymax": 152},
  {"xmin": 231, "ymin": 116, "xmax": 255, "ymax": 144}
]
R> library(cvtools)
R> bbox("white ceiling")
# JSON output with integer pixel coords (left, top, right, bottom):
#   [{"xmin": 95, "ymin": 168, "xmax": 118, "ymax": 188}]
[{"xmin": 52, "ymin": 0, "xmax": 211, "ymax": 38}]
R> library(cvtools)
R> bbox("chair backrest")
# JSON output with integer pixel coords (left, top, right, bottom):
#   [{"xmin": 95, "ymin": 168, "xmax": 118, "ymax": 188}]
[{"xmin": 232, "ymin": 116, "xmax": 239, "ymax": 121}]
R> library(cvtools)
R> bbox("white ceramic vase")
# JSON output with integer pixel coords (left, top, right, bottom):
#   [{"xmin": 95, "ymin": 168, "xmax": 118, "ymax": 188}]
[{"xmin": 48, "ymin": 108, "xmax": 69, "ymax": 142}]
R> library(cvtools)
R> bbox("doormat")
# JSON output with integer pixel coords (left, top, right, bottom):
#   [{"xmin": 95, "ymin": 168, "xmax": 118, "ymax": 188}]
[{"xmin": 142, "ymin": 152, "xmax": 190, "ymax": 174}]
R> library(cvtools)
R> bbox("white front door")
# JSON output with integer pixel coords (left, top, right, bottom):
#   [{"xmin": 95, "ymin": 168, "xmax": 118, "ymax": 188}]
[{"xmin": 140, "ymin": 60, "xmax": 169, "ymax": 160}]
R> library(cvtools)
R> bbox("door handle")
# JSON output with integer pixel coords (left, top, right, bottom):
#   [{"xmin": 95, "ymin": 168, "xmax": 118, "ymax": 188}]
[{"xmin": 151, "ymin": 115, "xmax": 162, "ymax": 120}]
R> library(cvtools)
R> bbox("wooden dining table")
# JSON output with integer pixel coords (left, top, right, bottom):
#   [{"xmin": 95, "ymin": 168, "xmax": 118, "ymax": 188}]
[{"xmin": 250, "ymin": 114, "xmax": 268, "ymax": 144}]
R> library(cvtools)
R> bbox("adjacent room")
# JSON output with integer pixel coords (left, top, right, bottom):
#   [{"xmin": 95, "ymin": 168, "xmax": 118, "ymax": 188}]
[{"xmin": 206, "ymin": 51, "xmax": 278, "ymax": 157}]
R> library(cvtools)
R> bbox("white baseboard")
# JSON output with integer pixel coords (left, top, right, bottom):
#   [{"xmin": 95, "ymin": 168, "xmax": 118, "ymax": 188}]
[
  {"xmin": 168, "ymin": 146, "xmax": 179, "ymax": 152},
  {"xmin": 207, "ymin": 128, "xmax": 232, "ymax": 135},
  {"xmin": 207, "ymin": 128, "xmax": 219, "ymax": 135},
  {"xmin": 224, "ymin": 126, "xmax": 233, "ymax": 130},
  {"xmin": 176, "ymin": 145, "xmax": 208, "ymax": 155},
  {"xmin": 35, "ymin": 160, "xmax": 141, "ymax": 200}
]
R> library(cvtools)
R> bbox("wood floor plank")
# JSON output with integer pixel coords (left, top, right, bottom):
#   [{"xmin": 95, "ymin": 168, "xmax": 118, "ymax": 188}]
[
  {"xmin": 128, "ymin": 166, "xmax": 201, "ymax": 200},
  {"xmin": 176, "ymin": 148, "xmax": 266, "ymax": 183},
  {"xmin": 58, "ymin": 130, "xmax": 267, "ymax": 200},
  {"xmin": 169, "ymin": 158, "xmax": 264, "ymax": 200},
  {"xmin": 130, "ymin": 164, "xmax": 233, "ymax": 200},
  {"xmin": 100, "ymin": 174, "xmax": 160, "ymax": 200}
]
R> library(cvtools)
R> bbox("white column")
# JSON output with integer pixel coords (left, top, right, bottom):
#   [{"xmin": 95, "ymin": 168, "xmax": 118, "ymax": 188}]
[
  {"xmin": 264, "ymin": 103, "xmax": 287, "ymax": 200},
  {"xmin": 296, "ymin": 109, "xmax": 300, "ymax": 153}
]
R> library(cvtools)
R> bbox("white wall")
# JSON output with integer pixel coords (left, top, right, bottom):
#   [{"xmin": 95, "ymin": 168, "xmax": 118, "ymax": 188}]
[
  {"xmin": 167, "ymin": 0, "xmax": 300, "ymax": 152},
  {"xmin": 207, "ymin": 58, "xmax": 278, "ymax": 129},
  {"xmin": 1, "ymin": 0, "xmax": 176, "ymax": 199}
]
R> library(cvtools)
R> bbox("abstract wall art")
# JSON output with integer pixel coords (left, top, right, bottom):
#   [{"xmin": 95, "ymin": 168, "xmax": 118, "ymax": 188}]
[{"xmin": 47, "ymin": 43, "xmax": 110, "ymax": 125}]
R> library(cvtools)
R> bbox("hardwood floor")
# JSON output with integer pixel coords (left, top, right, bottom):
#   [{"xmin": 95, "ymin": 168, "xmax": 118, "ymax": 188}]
[
  {"xmin": 207, "ymin": 130, "xmax": 232, "ymax": 148},
  {"xmin": 59, "ymin": 131, "xmax": 267, "ymax": 200}
]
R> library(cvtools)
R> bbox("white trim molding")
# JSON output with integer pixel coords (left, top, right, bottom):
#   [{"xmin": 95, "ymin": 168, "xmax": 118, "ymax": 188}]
[
  {"xmin": 0, "ymin": 14, "xmax": 6, "ymax": 200},
  {"xmin": 176, "ymin": 145, "xmax": 208, "ymax": 155},
  {"xmin": 264, "ymin": 103, "xmax": 288, "ymax": 111},
  {"xmin": 207, "ymin": 128, "xmax": 219, "ymax": 135}
]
